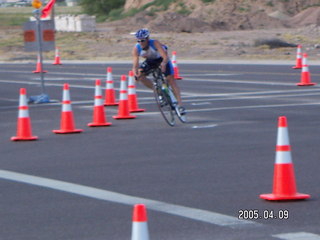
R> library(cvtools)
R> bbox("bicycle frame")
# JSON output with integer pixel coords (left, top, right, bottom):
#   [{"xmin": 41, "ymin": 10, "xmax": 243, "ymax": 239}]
[{"xmin": 148, "ymin": 67, "xmax": 185, "ymax": 126}]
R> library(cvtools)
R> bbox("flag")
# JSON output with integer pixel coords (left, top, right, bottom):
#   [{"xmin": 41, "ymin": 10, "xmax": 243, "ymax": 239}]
[{"xmin": 41, "ymin": 0, "xmax": 56, "ymax": 19}]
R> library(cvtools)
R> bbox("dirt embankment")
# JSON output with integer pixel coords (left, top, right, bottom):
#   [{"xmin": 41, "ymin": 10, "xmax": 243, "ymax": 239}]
[
  {"xmin": 116, "ymin": 0, "xmax": 320, "ymax": 33},
  {"xmin": 2, "ymin": 1, "xmax": 320, "ymax": 62},
  {"xmin": 85, "ymin": 2, "xmax": 320, "ymax": 62}
]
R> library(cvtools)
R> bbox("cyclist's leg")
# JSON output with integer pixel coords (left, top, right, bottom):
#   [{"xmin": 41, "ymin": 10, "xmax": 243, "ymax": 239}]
[
  {"xmin": 165, "ymin": 61, "xmax": 186, "ymax": 115},
  {"xmin": 136, "ymin": 60, "xmax": 154, "ymax": 89},
  {"xmin": 166, "ymin": 74, "xmax": 182, "ymax": 105},
  {"xmin": 167, "ymin": 74, "xmax": 186, "ymax": 116},
  {"xmin": 165, "ymin": 61, "xmax": 182, "ymax": 105},
  {"xmin": 137, "ymin": 72, "xmax": 153, "ymax": 89}
]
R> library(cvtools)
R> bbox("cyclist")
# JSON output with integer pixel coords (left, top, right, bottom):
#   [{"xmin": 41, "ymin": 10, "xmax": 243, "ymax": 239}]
[{"xmin": 132, "ymin": 28, "xmax": 186, "ymax": 115}]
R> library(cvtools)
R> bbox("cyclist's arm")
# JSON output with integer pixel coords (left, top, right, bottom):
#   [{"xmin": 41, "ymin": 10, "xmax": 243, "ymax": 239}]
[
  {"xmin": 154, "ymin": 40, "xmax": 169, "ymax": 69},
  {"xmin": 132, "ymin": 46, "xmax": 140, "ymax": 76}
]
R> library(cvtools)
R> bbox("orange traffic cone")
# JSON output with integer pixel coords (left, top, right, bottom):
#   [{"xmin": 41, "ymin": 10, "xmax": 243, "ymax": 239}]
[
  {"xmin": 11, "ymin": 88, "xmax": 38, "ymax": 141},
  {"xmin": 292, "ymin": 45, "xmax": 302, "ymax": 69},
  {"xmin": 53, "ymin": 83, "xmax": 83, "ymax": 134},
  {"xmin": 131, "ymin": 204, "xmax": 149, "ymax": 240},
  {"xmin": 296, "ymin": 53, "xmax": 316, "ymax": 86},
  {"xmin": 33, "ymin": 53, "xmax": 47, "ymax": 73},
  {"xmin": 88, "ymin": 79, "xmax": 112, "ymax": 127},
  {"xmin": 53, "ymin": 47, "xmax": 62, "ymax": 65},
  {"xmin": 113, "ymin": 75, "xmax": 136, "ymax": 119},
  {"xmin": 172, "ymin": 51, "xmax": 183, "ymax": 80},
  {"xmin": 128, "ymin": 70, "xmax": 145, "ymax": 113},
  {"xmin": 104, "ymin": 67, "xmax": 118, "ymax": 106},
  {"xmin": 260, "ymin": 116, "xmax": 310, "ymax": 201}
]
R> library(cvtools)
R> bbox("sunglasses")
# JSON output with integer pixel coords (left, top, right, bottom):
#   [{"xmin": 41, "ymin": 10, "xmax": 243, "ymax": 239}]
[{"xmin": 137, "ymin": 39, "xmax": 147, "ymax": 43}]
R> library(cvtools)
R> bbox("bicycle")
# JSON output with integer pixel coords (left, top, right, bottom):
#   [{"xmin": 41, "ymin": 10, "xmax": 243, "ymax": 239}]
[{"xmin": 147, "ymin": 67, "xmax": 187, "ymax": 126}]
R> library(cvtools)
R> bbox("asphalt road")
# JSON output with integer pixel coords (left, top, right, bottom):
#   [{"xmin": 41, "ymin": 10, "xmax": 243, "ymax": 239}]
[{"xmin": 1, "ymin": 61, "xmax": 320, "ymax": 240}]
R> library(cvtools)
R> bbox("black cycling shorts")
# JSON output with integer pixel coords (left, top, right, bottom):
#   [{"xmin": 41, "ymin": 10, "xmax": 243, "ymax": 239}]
[{"xmin": 139, "ymin": 57, "xmax": 174, "ymax": 77}]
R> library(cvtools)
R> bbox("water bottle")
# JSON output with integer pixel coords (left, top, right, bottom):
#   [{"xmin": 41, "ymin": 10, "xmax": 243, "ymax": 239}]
[{"xmin": 161, "ymin": 83, "xmax": 169, "ymax": 95}]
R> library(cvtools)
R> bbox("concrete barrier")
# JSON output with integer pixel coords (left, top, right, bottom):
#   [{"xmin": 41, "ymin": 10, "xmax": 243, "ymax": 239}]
[{"xmin": 55, "ymin": 15, "xmax": 96, "ymax": 32}]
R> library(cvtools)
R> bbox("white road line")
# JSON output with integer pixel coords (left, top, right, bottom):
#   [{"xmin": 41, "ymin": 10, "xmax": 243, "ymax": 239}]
[
  {"xmin": 191, "ymin": 102, "xmax": 211, "ymax": 106},
  {"xmin": 273, "ymin": 232, "xmax": 320, "ymax": 240},
  {"xmin": 0, "ymin": 79, "xmax": 151, "ymax": 93},
  {"xmin": 186, "ymin": 102, "xmax": 320, "ymax": 113},
  {"xmin": 183, "ymin": 88, "xmax": 320, "ymax": 98},
  {"xmin": 0, "ymin": 69, "xmax": 107, "ymax": 78},
  {"xmin": 3, "ymin": 78, "xmax": 319, "ymax": 99},
  {"xmin": 192, "ymin": 124, "xmax": 218, "ymax": 129},
  {"xmin": 0, "ymin": 169, "xmax": 260, "ymax": 228},
  {"xmin": 183, "ymin": 73, "xmax": 239, "ymax": 76},
  {"xmin": 185, "ymin": 77, "xmax": 297, "ymax": 86},
  {"xmin": 2, "ymin": 78, "xmax": 319, "ymax": 101},
  {"xmin": 181, "ymin": 92, "xmax": 320, "ymax": 104},
  {"xmin": 0, "ymin": 79, "xmax": 95, "ymax": 89}
]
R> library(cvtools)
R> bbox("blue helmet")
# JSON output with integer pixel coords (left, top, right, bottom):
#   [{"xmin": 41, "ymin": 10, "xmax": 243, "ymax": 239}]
[{"xmin": 135, "ymin": 28, "xmax": 150, "ymax": 39}]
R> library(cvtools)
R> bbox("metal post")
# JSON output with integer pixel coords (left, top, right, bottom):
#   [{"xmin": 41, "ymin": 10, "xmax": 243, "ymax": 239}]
[
  {"xmin": 29, "ymin": 9, "xmax": 50, "ymax": 104},
  {"xmin": 34, "ymin": 9, "xmax": 45, "ymax": 94}
]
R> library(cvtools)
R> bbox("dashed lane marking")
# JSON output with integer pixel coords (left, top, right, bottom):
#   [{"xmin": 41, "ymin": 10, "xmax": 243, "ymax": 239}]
[
  {"xmin": 191, "ymin": 102, "xmax": 211, "ymax": 106},
  {"xmin": 273, "ymin": 232, "xmax": 320, "ymax": 240},
  {"xmin": 192, "ymin": 124, "xmax": 218, "ymax": 129}
]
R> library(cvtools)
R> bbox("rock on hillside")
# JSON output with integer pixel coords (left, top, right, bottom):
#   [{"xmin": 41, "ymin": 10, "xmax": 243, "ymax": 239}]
[{"xmin": 116, "ymin": 0, "xmax": 320, "ymax": 32}]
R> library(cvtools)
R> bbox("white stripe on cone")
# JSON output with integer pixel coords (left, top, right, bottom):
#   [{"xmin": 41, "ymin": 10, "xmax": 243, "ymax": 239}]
[
  {"xmin": 53, "ymin": 83, "xmax": 83, "ymax": 134},
  {"xmin": 53, "ymin": 47, "xmax": 62, "ymax": 65},
  {"xmin": 128, "ymin": 71, "xmax": 145, "ymax": 112},
  {"xmin": 18, "ymin": 92, "xmax": 29, "ymax": 118},
  {"xmin": 119, "ymin": 77, "xmax": 128, "ymax": 101},
  {"xmin": 296, "ymin": 45, "xmax": 302, "ymax": 59},
  {"xmin": 293, "ymin": 45, "xmax": 302, "ymax": 69},
  {"xmin": 275, "ymin": 124, "xmax": 292, "ymax": 164},
  {"xmin": 62, "ymin": 86, "xmax": 72, "ymax": 112},
  {"xmin": 172, "ymin": 51, "xmax": 177, "ymax": 67},
  {"xmin": 55, "ymin": 47, "xmax": 60, "ymax": 57},
  {"xmin": 131, "ymin": 204, "xmax": 149, "ymax": 240},
  {"xmin": 128, "ymin": 72, "xmax": 136, "ymax": 95},
  {"xmin": 276, "ymin": 127, "xmax": 290, "ymax": 147},
  {"xmin": 172, "ymin": 51, "xmax": 183, "ymax": 79},
  {"xmin": 106, "ymin": 68, "xmax": 114, "ymax": 89},
  {"xmin": 18, "ymin": 109, "xmax": 29, "ymax": 118},
  {"xmin": 104, "ymin": 67, "xmax": 118, "ymax": 106},
  {"xmin": 113, "ymin": 75, "xmax": 136, "ymax": 119},
  {"xmin": 88, "ymin": 79, "xmax": 112, "ymax": 127},
  {"xmin": 94, "ymin": 80, "xmax": 103, "ymax": 107},
  {"xmin": 302, "ymin": 53, "xmax": 308, "ymax": 73}
]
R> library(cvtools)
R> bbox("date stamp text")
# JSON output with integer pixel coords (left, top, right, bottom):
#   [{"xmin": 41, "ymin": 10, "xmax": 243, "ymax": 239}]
[{"xmin": 238, "ymin": 209, "xmax": 289, "ymax": 220}]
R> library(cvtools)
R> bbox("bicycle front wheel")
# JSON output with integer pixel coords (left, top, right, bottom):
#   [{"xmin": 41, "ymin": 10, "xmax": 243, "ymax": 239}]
[
  {"xmin": 174, "ymin": 105, "xmax": 187, "ymax": 123},
  {"xmin": 153, "ymin": 87, "xmax": 175, "ymax": 126}
]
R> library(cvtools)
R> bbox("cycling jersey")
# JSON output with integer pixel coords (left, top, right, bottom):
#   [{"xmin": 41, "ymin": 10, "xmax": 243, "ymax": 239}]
[
  {"xmin": 135, "ymin": 39, "xmax": 174, "ymax": 76},
  {"xmin": 135, "ymin": 39, "xmax": 167, "ymax": 59}
]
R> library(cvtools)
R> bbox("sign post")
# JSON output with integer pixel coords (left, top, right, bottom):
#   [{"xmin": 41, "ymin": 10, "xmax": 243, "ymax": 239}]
[{"xmin": 26, "ymin": 0, "xmax": 54, "ymax": 103}]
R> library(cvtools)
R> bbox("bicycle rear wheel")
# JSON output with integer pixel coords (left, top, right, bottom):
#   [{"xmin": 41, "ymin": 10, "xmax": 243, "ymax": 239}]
[{"xmin": 153, "ymin": 86, "xmax": 175, "ymax": 126}]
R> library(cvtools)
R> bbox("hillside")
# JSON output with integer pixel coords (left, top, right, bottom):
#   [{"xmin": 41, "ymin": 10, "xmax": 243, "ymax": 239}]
[
  {"xmin": 111, "ymin": 0, "xmax": 320, "ymax": 32},
  {"xmin": 2, "ymin": 1, "xmax": 320, "ymax": 62}
]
